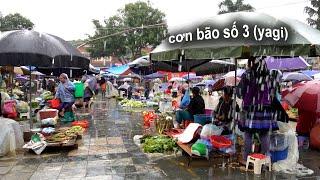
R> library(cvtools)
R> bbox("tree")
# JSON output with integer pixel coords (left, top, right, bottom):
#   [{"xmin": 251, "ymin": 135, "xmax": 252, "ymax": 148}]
[
  {"xmin": 218, "ymin": 0, "xmax": 255, "ymax": 14},
  {"xmin": 88, "ymin": 16, "xmax": 127, "ymax": 58},
  {"xmin": 305, "ymin": 0, "xmax": 320, "ymax": 30},
  {"xmin": 88, "ymin": 1, "xmax": 167, "ymax": 59},
  {"xmin": 0, "ymin": 13, "xmax": 34, "ymax": 32}
]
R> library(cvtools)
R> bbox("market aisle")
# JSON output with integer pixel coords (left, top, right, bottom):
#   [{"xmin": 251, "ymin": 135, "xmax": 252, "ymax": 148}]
[
  {"xmin": 0, "ymin": 97, "xmax": 320, "ymax": 179},
  {"xmin": 0, "ymin": 99, "xmax": 166, "ymax": 180}
]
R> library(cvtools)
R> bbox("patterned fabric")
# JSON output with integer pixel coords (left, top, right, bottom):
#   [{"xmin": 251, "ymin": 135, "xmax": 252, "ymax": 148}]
[{"xmin": 238, "ymin": 106, "xmax": 279, "ymax": 133}]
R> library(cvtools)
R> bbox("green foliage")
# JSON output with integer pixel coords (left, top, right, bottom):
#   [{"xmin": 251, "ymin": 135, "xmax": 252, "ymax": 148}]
[
  {"xmin": 88, "ymin": 1, "xmax": 167, "ymax": 59},
  {"xmin": 218, "ymin": 0, "xmax": 255, "ymax": 14},
  {"xmin": 141, "ymin": 135, "xmax": 177, "ymax": 153},
  {"xmin": 0, "ymin": 13, "xmax": 34, "ymax": 31},
  {"xmin": 305, "ymin": 0, "xmax": 320, "ymax": 30}
]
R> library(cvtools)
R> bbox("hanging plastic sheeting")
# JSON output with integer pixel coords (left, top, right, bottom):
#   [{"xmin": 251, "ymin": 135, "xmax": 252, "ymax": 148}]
[
  {"xmin": 273, "ymin": 122, "xmax": 314, "ymax": 177},
  {"xmin": 0, "ymin": 118, "xmax": 24, "ymax": 156}
]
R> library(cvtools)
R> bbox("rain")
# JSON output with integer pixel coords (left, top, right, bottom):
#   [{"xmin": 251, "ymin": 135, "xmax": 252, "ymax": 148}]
[{"xmin": 0, "ymin": 1, "xmax": 319, "ymax": 180}]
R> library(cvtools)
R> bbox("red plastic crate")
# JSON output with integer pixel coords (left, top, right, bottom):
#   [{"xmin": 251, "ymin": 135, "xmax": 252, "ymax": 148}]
[{"xmin": 39, "ymin": 109, "xmax": 58, "ymax": 120}]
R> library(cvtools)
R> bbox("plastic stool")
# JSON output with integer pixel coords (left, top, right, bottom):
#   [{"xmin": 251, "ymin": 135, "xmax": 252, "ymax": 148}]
[
  {"xmin": 246, "ymin": 153, "xmax": 272, "ymax": 174},
  {"xmin": 19, "ymin": 112, "xmax": 30, "ymax": 119}
]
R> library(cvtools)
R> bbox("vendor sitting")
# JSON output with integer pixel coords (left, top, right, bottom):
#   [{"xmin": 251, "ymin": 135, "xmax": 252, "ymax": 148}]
[
  {"xmin": 175, "ymin": 87, "xmax": 205, "ymax": 128},
  {"xmin": 214, "ymin": 87, "xmax": 239, "ymax": 135}
]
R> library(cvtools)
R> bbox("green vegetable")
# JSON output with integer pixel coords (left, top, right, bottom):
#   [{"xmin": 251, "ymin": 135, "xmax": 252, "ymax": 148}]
[{"xmin": 141, "ymin": 135, "xmax": 177, "ymax": 153}]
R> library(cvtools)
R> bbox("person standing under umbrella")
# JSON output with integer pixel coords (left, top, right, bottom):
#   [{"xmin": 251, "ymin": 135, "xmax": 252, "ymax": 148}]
[
  {"xmin": 237, "ymin": 57, "xmax": 279, "ymax": 164},
  {"xmin": 55, "ymin": 73, "xmax": 75, "ymax": 117}
]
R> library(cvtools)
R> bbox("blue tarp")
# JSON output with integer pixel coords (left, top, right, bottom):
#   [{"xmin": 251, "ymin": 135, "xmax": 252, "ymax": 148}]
[{"xmin": 106, "ymin": 65, "xmax": 130, "ymax": 75}]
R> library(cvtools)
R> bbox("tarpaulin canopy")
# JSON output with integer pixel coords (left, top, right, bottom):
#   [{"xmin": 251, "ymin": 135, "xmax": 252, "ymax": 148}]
[
  {"xmin": 106, "ymin": 64, "xmax": 130, "ymax": 75},
  {"xmin": 151, "ymin": 12, "xmax": 320, "ymax": 62},
  {"xmin": 265, "ymin": 56, "xmax": 310, "ymax": 71}
]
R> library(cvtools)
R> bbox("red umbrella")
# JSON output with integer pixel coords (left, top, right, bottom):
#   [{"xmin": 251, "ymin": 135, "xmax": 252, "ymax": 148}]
[{"xmin": 282, "ymin": 80, "xmax": 320, "ymax": 113}]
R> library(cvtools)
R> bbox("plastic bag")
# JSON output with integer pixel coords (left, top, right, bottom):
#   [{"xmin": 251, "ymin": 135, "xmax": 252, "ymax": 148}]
[
  {"xmin": 191, "ymin": 140, "xmax": 209, "ymax": 159},
  {"xmin": 3, "ymin": 100, "xmax": 16, "ymax": 115},
  {"xmin": 41, "ymin": 117, "xmax": 57, "ymax": 126},
  {"xmin": 0, "ymin": 118, "xmax": 24, "ymax": 156},
  {"xmin": 17, "ymin": 101, "xmax": 29, "ymax": 113},
  {"xmin": 180, "ymin": 90, "xmax": 190, "ymax": 109},
  {"xmin": 200, "ymin": 124, "xmax": 223, "ymax": 139}
]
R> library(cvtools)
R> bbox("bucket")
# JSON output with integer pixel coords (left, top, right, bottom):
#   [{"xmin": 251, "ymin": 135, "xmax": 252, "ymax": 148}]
[{"xmin": 194, "ymin": 114, "xmax": 212, "ymax": 125}]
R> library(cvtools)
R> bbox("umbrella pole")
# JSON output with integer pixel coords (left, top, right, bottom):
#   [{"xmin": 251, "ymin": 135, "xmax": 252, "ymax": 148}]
[
  {"xmin": 29, "ymin": 66, "xmax": 33, "ymax": 129},
  {"xmin": 232, "ymin": 58, "xmax": 237, "ymax": 136}
]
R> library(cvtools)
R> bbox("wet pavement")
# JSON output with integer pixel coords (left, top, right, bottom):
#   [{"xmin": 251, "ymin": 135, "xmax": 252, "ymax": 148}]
[{"xmin": 0, "ymin": 98, "xmax": 319, "ymax": 180}]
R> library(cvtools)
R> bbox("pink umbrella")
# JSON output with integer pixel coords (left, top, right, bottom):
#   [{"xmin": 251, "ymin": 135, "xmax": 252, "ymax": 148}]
[{"xmin": 283, "ymin": 80, "xmax": 320, "ymax": 113}]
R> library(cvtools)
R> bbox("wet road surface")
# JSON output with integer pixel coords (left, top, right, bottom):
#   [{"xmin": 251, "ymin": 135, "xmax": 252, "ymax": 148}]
[{"xmin": 0, "ymin": 98, "xmax": 319, "ymax": 180}]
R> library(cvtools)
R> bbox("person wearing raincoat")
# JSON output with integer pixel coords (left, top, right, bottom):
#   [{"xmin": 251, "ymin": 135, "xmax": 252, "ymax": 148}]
[
  {"xmin": 237, "ymin": 57, "xmax": 279, "ymax": 164},
  {"xmin": 82, "ymin": 74, "xmax": 97, "ymax": 108},
  {"xmin": 55, "ymin": 73, "xmax": 75, "ymax": 116}
]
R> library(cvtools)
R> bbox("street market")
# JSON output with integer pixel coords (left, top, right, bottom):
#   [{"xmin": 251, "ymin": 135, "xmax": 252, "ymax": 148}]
[{"xmin": 1, "ymin": 1, "xmax": 320, "ymax": 180}]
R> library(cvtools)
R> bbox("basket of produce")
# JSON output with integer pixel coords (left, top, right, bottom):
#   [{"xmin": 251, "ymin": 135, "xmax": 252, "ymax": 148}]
[
  {"xmin": 72, "ymin": 120, "xmax": 89, "ymax": 128},
  {"xmin": 210, "ymin": 135, "xmax": 232, "ymax": 149}
]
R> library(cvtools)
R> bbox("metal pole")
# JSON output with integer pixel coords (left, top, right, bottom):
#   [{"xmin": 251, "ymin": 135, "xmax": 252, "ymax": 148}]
[
  {"xmin": 29, "ymin": 66, "xmax": 33, "ymax": 129},
  {"xmin": 232, "ymin": 58, "xmax": 237, "ymax": 134}
]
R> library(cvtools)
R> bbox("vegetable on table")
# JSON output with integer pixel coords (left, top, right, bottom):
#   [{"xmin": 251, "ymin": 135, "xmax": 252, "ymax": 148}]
[{"xmin": 140, "ymin": 135, "xmax": 177, "ymax": 153}]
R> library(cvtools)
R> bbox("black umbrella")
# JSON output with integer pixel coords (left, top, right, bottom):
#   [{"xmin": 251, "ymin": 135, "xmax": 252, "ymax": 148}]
[
  {"xmin": 0, "ymin": 29, "xmax": 90, "ymax": 128},
  {"xmin": 0, "ymin": 29, "xmax": 89, "ymax": 68}
]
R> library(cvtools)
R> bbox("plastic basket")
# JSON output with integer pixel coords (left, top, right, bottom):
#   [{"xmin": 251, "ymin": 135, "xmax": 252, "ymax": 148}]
[
  {"xmin": 72, "ymin": 120, "xmax": 89, "ymax": 128},
  {"xmin": 270, "ymin": 147, "xmax": 288, "ymax": 162},
  {"xmin": 210, "ymin": 135, "xmax": 232, "ymax": 149},
  {"xmin": 194, "ymin": 114, "xmax": 212, "ymax": 125},
  {"xmin": 39, "ymin": 109, "xmax": 58, "ymax": 120}
]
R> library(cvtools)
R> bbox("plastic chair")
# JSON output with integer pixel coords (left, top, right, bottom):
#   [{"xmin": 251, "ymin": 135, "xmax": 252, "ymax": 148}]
[{"xmin": 246, "ymin": 153, "xmax": 272, "ymax": 174}]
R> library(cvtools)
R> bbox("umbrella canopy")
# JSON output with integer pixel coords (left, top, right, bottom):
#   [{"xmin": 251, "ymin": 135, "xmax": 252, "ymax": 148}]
[
  {"xmin": 151, "ymin": 12, "xmax": 320, "ymax": 62},
  {"xmin": 282, "ymin": 72, "xmax": 312, "ymax": 82},
  {"xmin": 223, "ymin": 69, "xmax": 246, "ymax": 78},
  {"xmin": 15, "ymin": 75, "xmax": 28, "ymax": 82},
  {"xmin": 182, "ymin": 73, "xmax": 203, "ymax": 80},
  {"xmin": 169, "ymin": 77, "xmax": 186, "ymax": 82},
  {"xmin": 0, "ymin": 30, "xmax": 89, "ymax": 68},
  {"xmin": 283, "ymin": 80, "xmax": 320, "ymax": 113},
  {"xmin": 31, "ymin": 71, "xmax": 44, "ymax": 76},
  {"xmin": 191, "ymin": 60, "xmax": 235, "ymax": 76},
  {"xmin": 265, "ymin": 56, "xmax": 310, "ymax": 71},
  {"xmin": 144, "ymin": 72, "xmax": 165, "ymax": 79},
  {"xmin": 300, "ymin": 70, "xmax": 320, "ymax": 77},
  {"xmin": 212, "ymin": 76, "xmax": 240, "ymax": 91},
  {"xmin": 128, "ymin": 56, "xmax": 150, "ymax": 67}
]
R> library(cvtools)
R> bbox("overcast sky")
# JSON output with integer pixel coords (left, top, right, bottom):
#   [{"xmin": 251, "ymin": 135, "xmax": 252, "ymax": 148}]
[{"xmin": 0, "ymin": 0, "xmax": 310, "ymax": 40}]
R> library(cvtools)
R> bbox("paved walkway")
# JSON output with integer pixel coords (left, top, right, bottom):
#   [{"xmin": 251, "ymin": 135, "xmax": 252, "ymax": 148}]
[{"xmin": 0, "ymin": 98, "xmax": 319, "ymax": 179}]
